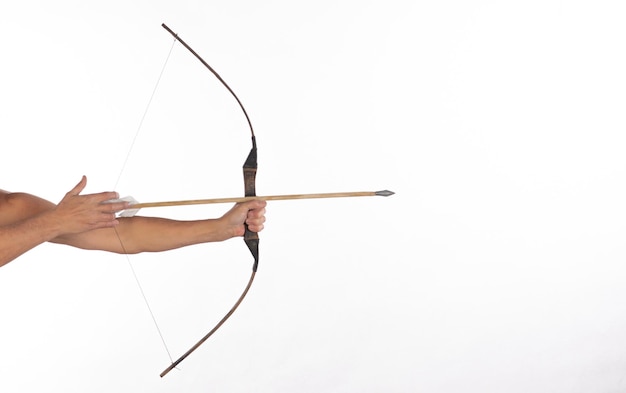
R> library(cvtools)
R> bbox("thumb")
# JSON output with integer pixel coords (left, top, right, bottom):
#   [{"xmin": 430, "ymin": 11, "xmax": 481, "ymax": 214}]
[{"xmin": 68, "ymin": 175, "xmax": 87, "ymax": 196}]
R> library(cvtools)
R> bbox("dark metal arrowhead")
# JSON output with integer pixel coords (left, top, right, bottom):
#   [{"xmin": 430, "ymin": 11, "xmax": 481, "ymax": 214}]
[{"xmin": 375, "ymin": 190, "xmax": 395, "ymax": 197}]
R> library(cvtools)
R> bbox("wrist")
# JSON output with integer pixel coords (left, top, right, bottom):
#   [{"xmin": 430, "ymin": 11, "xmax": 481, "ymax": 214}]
[
  {"xmin": 213, "ymin": 217, "xmax": 240, "ymax": 241},
  {"xmin": 36, "ymin": 209, "xmax": 65, "ymax": 240}
]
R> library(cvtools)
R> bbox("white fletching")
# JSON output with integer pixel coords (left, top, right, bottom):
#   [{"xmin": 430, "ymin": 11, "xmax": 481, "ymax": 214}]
[{"xmin": 104, "ymin": 196, "xmax": 141, "ymax": 218}]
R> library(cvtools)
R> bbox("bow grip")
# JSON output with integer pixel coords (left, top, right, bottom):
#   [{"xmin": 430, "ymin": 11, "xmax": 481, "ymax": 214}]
[{"xmin": 243, "ymin": 137, "xmax": 259, "ymax": 271}]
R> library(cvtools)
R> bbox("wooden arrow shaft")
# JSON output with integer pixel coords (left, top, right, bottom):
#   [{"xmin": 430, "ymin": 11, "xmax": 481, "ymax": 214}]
[{"xmin": 131, "ymin": 190, "xmax": 393, "ymax": 210}]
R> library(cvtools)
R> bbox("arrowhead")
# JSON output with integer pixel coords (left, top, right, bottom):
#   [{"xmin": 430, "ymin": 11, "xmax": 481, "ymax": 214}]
[{"xmin": 375, "ymin": 190, "xmax": 395, "ymax": 197}]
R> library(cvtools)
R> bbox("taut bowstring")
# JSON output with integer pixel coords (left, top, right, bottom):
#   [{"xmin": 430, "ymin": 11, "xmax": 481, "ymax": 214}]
[{"xmin": 112, "ymin": 37, "xmax": 178, "ymax": 365}]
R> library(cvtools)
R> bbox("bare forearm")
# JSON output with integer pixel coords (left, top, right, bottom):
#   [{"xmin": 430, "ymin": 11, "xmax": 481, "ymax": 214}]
[
  {"xmin": 114, "ymin": 216, "xmax": 233, "ymax": 253},
  {"xmin": 51, "ymin": 200, "xmax": 265, "ymax": 255},
  {"xmin": 53, "ymin": 216, "xmax": 233, "ymax": 254},
  {"xmin": 0, "ymin": 212, "xmax": 62, "ymax": 267}
]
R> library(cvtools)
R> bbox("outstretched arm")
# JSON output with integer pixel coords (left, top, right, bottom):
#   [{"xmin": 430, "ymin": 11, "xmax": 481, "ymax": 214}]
[
  {"xmin": 0, "ymin": 177, "xmax": 266, "ymax": 267},
  {"xmin": 54, "ymin": 200, "xmax": 266, "ymax": 254}
]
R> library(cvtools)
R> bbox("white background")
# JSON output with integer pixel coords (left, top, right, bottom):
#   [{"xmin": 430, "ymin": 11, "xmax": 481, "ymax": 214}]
[{"xmin": 1, "ymin": 1, "xmax": 625, "ymax": 392}]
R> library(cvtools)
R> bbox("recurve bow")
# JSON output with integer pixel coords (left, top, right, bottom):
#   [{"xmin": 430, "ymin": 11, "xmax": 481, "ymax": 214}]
[{"xmin": 159, "ymin": 23, "xmax": 259, "ymax": 378}]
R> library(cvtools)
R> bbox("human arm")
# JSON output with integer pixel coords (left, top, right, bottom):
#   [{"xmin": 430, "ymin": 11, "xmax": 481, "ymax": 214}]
[
  {"xmin": 53, "ymin": 199, "xmax": 267, "ymax": 254},
  {"xmin": 0, "ymin": 210, "xmax": 67, "ymax": 268},
  {"xmin": 0, "ymin": 176, "xmax": 128, "ymax": 267},
  {"xmin": 0, "ymin": 176, "xmax": 266, "ymax": 265}
]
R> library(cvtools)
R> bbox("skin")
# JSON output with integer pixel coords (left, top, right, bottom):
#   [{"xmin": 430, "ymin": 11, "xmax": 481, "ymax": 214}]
[{"xmin": 0, "ymin": 176, "xmax": 266, "ymax": 268}]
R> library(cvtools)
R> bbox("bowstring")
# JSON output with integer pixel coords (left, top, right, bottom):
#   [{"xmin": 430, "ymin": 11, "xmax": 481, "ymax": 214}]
[
  {"xmin": 113, "ymin": 39, "xmax": 176, "ymax": 190},
  {"xmin": 112, "ymin": 38, "xmax": 178, "ymax": 364},
  {"xmin": 114, "ymin": 229, "xmax": 173, "ymax": 364}
]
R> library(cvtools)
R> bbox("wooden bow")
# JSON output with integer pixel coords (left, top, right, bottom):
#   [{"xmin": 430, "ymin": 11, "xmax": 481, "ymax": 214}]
[
  {"xmin": 123, "ymin": 24, "xmax": 395, "ymax": 377},
  {"xmin": 158, "ymin": 23, "xmax": 259, "ymax": 377}
]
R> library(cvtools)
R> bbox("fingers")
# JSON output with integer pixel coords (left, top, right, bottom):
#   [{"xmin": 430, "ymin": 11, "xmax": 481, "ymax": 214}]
[
  {"xmin": 242, "ymin": 199, "xmax": 267, "ymax": 211},
  {"xmin": 99, "ymin": 200, "xmax": 129, "ymax": 214},
  {"xmin": 84, "ymin": 206, "xmax": 125, "ymax": 230},
  {"xmin": 96, "ymin": 198, "xmax": 130, "ymax": 226},
  {"xmin": 224, "ymin": 200, "xmax": 266, "ymax": 235},
  {"xmin": 67, "ymin": 175, "xmax": 88, "ymax": 197},
  {"xmin": 78, "ymin": 205, "xmax": 122, "ymax": 228},
  {"xmin": 91, "ymin": 214, "xmax": 120, "ymax": 229},
  {"xmin": 56, "ymin": 177, "xmax": 131, "ymax": 234},
  {"xmin": 244, "ymin": 200, "xmax": 266, "ymax": 232},
  {"xmin": 68, "ymin": 176, "xmax": 127, "ymax": 210},
  {"xmin": 96, "ymin": 193, "xmax": 127, "ymax": 209},
  {"xmin": 245, "ymin": 218, "xmax": 265, "ymax": 233},
  {"xmin": 66, "ymin": 177, "xmax": 120, "ymax": 204}
]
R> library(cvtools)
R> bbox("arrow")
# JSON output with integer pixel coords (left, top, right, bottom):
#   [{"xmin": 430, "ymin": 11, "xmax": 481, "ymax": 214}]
[{"xmin": 110, "ymin": 190, "xmax": 394, "ymax": 217}]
